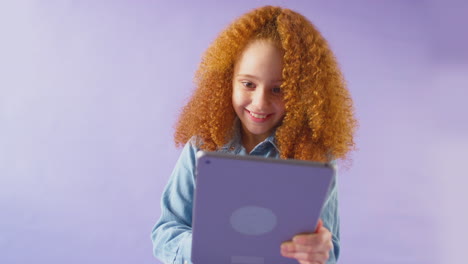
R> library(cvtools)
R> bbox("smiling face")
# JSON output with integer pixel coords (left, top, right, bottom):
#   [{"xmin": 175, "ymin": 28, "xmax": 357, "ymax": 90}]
[{"xmin": 232, "ymin": 40, "xmax": 286, "ymax": 148}]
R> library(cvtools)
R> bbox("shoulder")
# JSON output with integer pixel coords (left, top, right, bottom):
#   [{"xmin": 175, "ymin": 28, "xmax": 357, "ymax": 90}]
[{"xmin": 175, "ymin": 137, "xmax": 201, "ymax": 170}]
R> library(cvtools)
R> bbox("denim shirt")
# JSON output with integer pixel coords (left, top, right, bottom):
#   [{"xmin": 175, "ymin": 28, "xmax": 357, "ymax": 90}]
[{"xmin": 151, "ymin": 132, "xmax": 340, "ymax": 264}]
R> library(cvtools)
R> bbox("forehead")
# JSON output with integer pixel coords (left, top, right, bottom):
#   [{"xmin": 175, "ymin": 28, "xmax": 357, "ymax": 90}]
[{"xmin": 234, "ymin": 40, "xmax": 283, "ymax": 75}]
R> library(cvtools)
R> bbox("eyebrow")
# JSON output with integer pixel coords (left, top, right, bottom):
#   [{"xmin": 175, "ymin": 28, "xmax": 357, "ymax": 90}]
[{"xmin": 236, "ymin": 74, "xmax": 283, "ymax": 82}]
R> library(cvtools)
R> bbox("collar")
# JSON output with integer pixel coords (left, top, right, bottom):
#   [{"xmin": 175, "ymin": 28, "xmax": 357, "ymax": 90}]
[{"xmin": 220, "ymin": 118, "xmax": 280, "ymax": 154}]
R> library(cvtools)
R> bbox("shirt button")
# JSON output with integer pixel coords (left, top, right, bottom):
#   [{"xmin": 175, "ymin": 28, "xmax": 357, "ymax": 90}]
[{"xmin": 184, "ymin": 261, "xmax": 188, "ymax": 264}]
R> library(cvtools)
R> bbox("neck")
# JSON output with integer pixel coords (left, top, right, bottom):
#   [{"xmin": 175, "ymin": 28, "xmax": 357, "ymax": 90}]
[{"xmin": 241, "ymin": 132, "xmax": 267, "ymax": 153}]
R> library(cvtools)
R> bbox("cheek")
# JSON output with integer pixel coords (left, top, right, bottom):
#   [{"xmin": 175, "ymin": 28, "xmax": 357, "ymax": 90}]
[
  {"xmin": 274, "ymin": 99, "xmax": 286, "ymax": 113},
  {"xmin": 232, "ymin": 89, "xmax": 247, "ymax": 107},
  {"xmin": 231, "ymin": 94, "xmax": 242, "ymax": 112},
  {"xmin": 231, "ymin": 88, "xmax": 237, "ymax": 105}
]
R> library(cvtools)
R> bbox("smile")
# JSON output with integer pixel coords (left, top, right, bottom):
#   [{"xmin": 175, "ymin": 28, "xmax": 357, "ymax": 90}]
[
  {"xmin": 250, "ymin": 112, "xmax": 267, "ymax": 119},
  {"xmin": 247, "ymin": 110, "xmax": 270, "ymax": 120}
]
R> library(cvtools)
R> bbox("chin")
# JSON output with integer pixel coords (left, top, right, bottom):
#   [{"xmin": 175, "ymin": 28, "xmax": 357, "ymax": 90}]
[{"xmin": 247, "ymin": 128, "xmax": 271, "ymax": 136}]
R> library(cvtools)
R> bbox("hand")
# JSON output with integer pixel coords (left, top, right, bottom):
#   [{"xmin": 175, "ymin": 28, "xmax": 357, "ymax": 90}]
[{"xmin": 280, "ymin": 219, "xmax": 333, "ymax": 264}]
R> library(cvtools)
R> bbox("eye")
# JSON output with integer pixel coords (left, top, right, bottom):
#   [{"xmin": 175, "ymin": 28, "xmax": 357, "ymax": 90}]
[
  {"xmin": 272, "ymin": 87, "xmax": 282, "ymax": 95},
  {"xmin": 241, "ymin": 81, "xmax": 256, "ymax": 89}
]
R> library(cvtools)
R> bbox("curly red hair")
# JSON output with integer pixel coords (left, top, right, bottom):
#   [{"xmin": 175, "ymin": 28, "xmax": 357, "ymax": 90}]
[{"xmin": 174, "ymin": 6, "xmax": 357, "ymax": 162}]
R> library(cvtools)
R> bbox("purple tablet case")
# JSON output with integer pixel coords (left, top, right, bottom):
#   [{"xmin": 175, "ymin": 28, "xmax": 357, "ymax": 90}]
[{"xmin": 191, "ymin": 151, "xmax": 335, "ymax": 264}]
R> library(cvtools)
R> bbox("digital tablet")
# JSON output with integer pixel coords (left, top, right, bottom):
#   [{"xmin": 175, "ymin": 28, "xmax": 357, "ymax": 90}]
[{"xmin": 191, "ymin": 151, "xmax": 335, "ymax": 264}]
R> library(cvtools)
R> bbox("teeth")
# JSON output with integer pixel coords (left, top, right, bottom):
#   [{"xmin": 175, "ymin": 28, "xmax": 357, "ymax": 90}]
[{"xmin": 250, "ymin": 112, "xmax": 267, "ymax": 119}]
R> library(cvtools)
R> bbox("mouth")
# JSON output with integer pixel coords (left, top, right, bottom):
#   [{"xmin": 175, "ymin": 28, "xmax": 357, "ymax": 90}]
[{"xmin": 246, "ymin": 109, "xmax": 271, "ymax": 121}]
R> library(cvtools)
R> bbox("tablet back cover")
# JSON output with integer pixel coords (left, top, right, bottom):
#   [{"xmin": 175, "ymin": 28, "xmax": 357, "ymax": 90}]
[{"xmin": 191, "ymin": 151, "xmax": 334, "ymax": 264}]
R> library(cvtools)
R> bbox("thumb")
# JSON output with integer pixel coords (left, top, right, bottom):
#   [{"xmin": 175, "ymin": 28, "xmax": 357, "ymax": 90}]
[{"xmin": 315, "ymin": 219, "xmax": 323, "ymax": 233}]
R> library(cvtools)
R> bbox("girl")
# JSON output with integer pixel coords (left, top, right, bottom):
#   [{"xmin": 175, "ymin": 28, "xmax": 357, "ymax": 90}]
[{"xmin": 151, "ymin": 6, "xmax": 356, "ymax": 264}]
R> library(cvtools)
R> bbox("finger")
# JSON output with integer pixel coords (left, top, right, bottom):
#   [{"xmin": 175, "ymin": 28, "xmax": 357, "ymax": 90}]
[
  {"xmin": 299, "ymin": 259, "xmax": 325, "ymax": 264},
  {"xmin": 315, "ymin": 219, "xmax": 323, "ymax": 233},
  {"xmin": 297, "ymin": 251, "xmax": 329, "ymax": 263},
  {"xmin": 293, "ymin": 231, "xmax": 331, "ymax": 245},
  {"xmin": 281, "ymin": 240, "xmax": 331, "ymax": 257},
  {"xmin": 282, "ymin": 250, "xmax": 329, "ymax": 263},
  {"xmin": 292, "ymin": 234, "xmax": 333, "ymax": 253},
  {"xmin": 281, "ymin": 241, "xmax": 296, "ymax": 252},
  {"xmin": 291, "ymin": 242, "xmax": 331, "ymax": 253}
]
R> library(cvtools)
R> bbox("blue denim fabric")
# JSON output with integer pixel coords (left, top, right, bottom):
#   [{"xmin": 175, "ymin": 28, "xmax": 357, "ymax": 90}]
[{"xmin": 151, "ymin": 133, "xmax": 340, "ymax": 264}]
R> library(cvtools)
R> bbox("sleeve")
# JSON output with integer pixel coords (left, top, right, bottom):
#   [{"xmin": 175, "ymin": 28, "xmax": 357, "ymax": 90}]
[
  {"xmin": 320, "ymin": 162, "xmax": 340, "ymax": 264},
  {"xmin": 151, "ymin": 140, "xmax": 197, "ymax": 264}
]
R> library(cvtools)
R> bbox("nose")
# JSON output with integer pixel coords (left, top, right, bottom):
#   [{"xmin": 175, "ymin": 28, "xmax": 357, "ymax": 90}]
[{"xmin": 251, "ymin": 86, "xmax": 270, "ymax": 110}]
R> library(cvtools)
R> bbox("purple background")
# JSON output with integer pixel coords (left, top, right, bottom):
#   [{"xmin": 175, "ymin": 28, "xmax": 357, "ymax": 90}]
[{"xmin": 1, "ymin": 1, "xmax": 467, "ymax": 263}]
